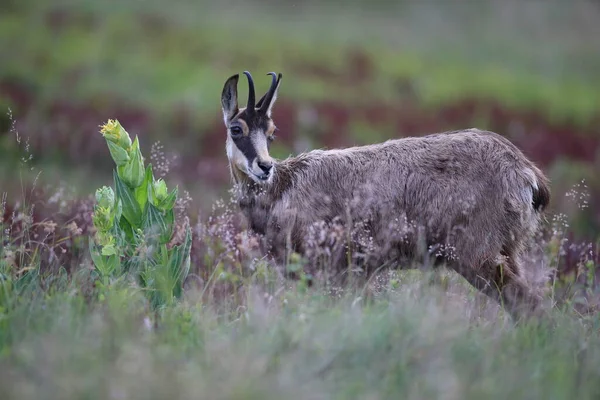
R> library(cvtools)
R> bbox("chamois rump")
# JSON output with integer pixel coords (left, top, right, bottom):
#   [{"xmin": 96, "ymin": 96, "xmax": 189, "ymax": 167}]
[{"xmin": 220, "ymin": 71, "xmax": 551, "ymax": 320}]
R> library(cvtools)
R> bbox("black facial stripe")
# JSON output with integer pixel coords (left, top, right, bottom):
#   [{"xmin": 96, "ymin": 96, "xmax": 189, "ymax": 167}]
[{"xmin": 233, "ymin": 136, "xmax": 258, "ymax": 164}]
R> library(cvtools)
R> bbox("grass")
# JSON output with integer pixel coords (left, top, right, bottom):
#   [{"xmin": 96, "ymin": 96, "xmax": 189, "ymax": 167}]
[{"xmin": 1, "ymin": 267, "xmax": 600, "ymax": 400}]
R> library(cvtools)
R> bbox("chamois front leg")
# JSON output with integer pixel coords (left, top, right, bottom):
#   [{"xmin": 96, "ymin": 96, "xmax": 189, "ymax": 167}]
[{"xmin": 453, "ymin": 259, "xmax": 545, "ymax": 322}]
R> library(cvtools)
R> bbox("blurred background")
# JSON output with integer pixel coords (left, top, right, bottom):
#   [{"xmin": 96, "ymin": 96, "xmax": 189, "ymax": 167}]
[{"xmin": 1, "ymin": 0, "xmax": 599, "ymax": 240}]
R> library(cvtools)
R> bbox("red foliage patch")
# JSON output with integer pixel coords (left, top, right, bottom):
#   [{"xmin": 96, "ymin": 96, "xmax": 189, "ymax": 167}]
[{"xmin": 1, "ymin": 75, "xmax": 599, "ymax": 233}]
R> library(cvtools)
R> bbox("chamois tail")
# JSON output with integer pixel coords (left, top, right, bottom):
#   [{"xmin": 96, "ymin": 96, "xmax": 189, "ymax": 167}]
[{"xmin": 532, "ymin": 167, "xmax": 550, "ymax": 212}]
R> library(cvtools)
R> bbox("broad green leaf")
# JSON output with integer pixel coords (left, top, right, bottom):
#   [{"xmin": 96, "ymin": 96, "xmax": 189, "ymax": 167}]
[
  {"xmin": 168, "ymin": 225, "xmax": 192, "ymax": 298},
  {"xmin": 161, "ymin": 209, "xmax": 175, "ymax": 245},
  {"xmin": 160, "ymin": 186, "xmax": 178, "ymax": 211},
  {"xmin": 101, "ymin": 244, "xmax": 117, "ymax": 256},
  {"xmin": 106, "ymin": 140, "xmax": 130, "ymax": 166},
  {"xmin": 119, "ymin": 136, "xmax": 145, "ymax": 188},
  {"xmin": 114, "ymin": 169, "xmax": 142, "ymax": 227},
  {"xmin": 88, "ymin": 239, "xmax": 105, "ymax": 272},
  {"xmin": 114, "ymin": 198, "xmax": 123, "ymax": 222},
  {"xmin": 105, "ymin": 254, "xmax": 120, "ymax": 276},
  {"xmin": 135, "ymin": 164, "xmax": 153, "ymax": 212},
  {"xmin": 167, "ymin": 246, "xmax": 182, "ymax": 279},
  {"xmin": 118, "ymin": 214, "xmax": 135, "ymax": 244},
  {"xmin": 159, "ymin": 244, "xmax": 169, "ymax": 266},
  {"xmin": 143, "ymin": 202, "xmax": 168, "ymax": 246},
  {"xmin": 179, "ymin": 224, "xmax": 192, "ymax": 286}
]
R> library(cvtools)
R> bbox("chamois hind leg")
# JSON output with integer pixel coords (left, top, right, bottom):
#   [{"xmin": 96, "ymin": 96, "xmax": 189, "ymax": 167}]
[{"xmin": 453, "ymin": 256, "xmax": 544, "ymax": 322}]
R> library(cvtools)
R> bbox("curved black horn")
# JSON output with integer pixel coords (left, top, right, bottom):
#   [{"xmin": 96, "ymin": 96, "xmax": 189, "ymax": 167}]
[
  {"xmin": 243, "ymin": 71, "xmax": 256, "ymax": 111},
  {"xmin": 258, "ymin": 72, "xmax": 279, "ymax": 113}
]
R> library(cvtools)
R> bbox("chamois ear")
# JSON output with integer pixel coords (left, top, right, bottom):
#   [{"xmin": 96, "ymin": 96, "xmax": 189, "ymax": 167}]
[
  {"xmin": 257, "ymin": 72, "xmax": 282, "ymax": 118},
  {"xmin": 221, "ymin": 74, "xmax": 239, "ymax": 124}
]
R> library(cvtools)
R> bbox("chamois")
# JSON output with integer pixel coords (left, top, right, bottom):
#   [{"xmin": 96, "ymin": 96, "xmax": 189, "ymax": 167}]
[{"xmin": 221, "ymin": 71, "xmax": 551, "ymax": 320}]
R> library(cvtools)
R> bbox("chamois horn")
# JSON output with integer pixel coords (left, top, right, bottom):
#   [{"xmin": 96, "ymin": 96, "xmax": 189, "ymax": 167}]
[
  {"xmin": 243, "ymin": 71, "xmax": 256, "ymax": 111},
  {"xmin": 258, "ymin": 72, "xmax": 280, "ymax": 112}
]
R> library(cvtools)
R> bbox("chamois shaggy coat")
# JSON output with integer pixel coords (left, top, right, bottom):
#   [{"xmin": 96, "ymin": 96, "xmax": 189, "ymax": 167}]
[{"xmin": 222, "ymin": 71, "xmax": 551, "ymax": 320}]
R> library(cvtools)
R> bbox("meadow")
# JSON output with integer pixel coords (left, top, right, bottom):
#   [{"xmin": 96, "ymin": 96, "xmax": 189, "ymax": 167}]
[{"xmin": 1, "ymin": 1, "xmax": 600, "ymax": 399}]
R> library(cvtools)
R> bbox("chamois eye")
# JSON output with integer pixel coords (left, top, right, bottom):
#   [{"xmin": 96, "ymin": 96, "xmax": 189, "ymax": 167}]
[
  {"xmin": 230, "ymin": 126, "xmax": 243, "ymax": 138},
  {"xmin": 267, "ymin": 135, "xmax": 275, "ymax": 143}
]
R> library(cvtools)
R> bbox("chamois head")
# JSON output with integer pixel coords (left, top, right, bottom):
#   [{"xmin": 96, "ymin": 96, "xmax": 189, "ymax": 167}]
[{"xmin": 221, "ymin": 71, "xmax": 282, "ymax": 184}]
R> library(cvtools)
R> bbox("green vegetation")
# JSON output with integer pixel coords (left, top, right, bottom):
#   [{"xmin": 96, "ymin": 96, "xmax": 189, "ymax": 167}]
[
  {"xmin": 1, "ymin": 252, "xmax": 600, "ymax": 399},
  {"xmin": 1, "ymin": 2, "xmax": 600, "ymax": 398},
  {"xmin": 91, "ymin": 120, "xmax": 191, "ymax": 308}
]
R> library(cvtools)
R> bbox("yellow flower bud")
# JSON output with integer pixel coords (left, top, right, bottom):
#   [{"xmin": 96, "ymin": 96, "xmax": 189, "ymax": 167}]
[{"xmin": 100, "ymin": 119, "xmax": 132, "ymax": 149}]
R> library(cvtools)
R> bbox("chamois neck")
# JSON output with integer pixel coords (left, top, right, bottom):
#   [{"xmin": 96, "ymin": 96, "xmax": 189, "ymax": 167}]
[{"xmin": 231, "ymin": 157, "xmax": 304, "ymax": 203}]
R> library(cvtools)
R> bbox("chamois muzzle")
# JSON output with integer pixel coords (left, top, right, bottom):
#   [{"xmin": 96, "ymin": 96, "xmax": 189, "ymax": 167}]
[{"xmin": 257, "ymin": 160, "xmax": 273, "ymax": 175}]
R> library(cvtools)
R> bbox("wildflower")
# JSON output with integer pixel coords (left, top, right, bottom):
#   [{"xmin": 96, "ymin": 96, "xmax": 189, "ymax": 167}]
[
  {"xmin": 66, "ymin": 221, "xmax": 83, "ymax": 236},
  {"xmin": 101, "ymin": 120, "xmax": 132, "ymax": 167},
  {"xmin": 2, "ymin": 249, "xmax": 15, "ymax": 267},
  {"xmin": 14, "ymin": 212, "xmax": 33, "ymax": 226},
  {"xmin": 100, "ymin": 120, "xmax": 145, "ymax": 188},
  {"xmin": 41, "ymin": 220, "xmax": 57, "ymax": 234},
  {"xmin": 100, "ymin": 119, "xmax": 132, "ymax": 149}
]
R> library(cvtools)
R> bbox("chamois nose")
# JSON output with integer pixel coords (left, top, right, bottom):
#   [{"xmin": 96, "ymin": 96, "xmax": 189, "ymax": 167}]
[{"xmin": 257, "ymin": 160, "xmax": 273, "ymax": 174}]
